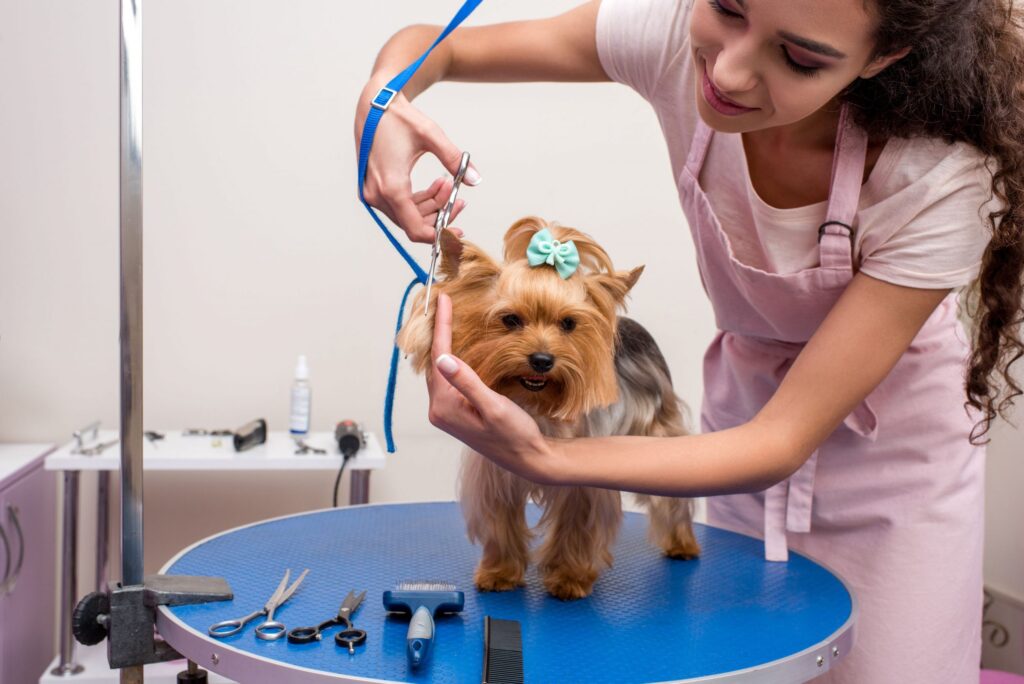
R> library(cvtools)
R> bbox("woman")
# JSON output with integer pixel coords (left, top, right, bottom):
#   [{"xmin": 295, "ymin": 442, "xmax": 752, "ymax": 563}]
[{"xmin": 356, "ymin": 1, "xmax": 1024, "ymax": 680}]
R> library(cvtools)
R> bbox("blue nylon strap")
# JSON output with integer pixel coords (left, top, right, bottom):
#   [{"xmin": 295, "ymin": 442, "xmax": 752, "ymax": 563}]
[
  {"xmin": 384, "ymin": 277, "xmax": 421, "ymax": 453},
  {"xmin": 358, "ymin": 0, "xmax": 485, "ymax": 452}
]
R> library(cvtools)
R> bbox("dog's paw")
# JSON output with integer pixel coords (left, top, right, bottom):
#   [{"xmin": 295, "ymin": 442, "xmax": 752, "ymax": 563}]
[
  {"xmin": 474, "ymin": 565, "xmax": 525, "ymax": 592},
  {"xmin": 662, "ymin": 537, "xmax": 701, "ymax": 560},
  {"xmin": 542, "ymin": 570, "xmax": 597, "ymax": 601}
]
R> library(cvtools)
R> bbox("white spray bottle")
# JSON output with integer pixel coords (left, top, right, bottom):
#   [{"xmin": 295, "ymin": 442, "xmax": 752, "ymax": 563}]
[{"xmin": 289, "ymin": 355, "xmax": 311, "ymax": 435}]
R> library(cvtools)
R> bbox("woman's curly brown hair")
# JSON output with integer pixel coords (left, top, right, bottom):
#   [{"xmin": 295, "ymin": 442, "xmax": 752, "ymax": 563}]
[{"xmin": 841, "ymin": 0, "xmax": 1024, "ymax": 443}]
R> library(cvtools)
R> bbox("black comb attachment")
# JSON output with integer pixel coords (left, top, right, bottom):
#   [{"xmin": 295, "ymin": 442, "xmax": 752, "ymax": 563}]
[{"xmin": 482, "ymin": 617, "xmax": 524, "ymax": 684}]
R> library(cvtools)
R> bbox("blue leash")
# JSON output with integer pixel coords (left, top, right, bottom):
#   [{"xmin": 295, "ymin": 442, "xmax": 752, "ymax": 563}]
[{"xmin": 357, "ymin": 0, "xmax": 484, "ymax": 452}]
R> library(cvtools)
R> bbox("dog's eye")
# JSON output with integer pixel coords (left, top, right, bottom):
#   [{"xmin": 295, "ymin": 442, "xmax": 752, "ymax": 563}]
[
  {"xmin": 502, "ymin": 314, "xmax": 523, "ymax": 330},
  {"xmin": 560, "ymin": 317, "xmax": 577, "ymax": 333}
]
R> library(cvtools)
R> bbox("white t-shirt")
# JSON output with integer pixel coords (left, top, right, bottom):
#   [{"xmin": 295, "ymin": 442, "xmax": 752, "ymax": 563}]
[{"xmin": 595, "ymin": 0, "xmax": 997, "ymax": 288}]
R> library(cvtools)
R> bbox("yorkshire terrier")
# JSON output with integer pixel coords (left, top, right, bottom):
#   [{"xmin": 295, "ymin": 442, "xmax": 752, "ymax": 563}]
[{"xmin": 398, "ymin": 216, "xmax": 700, "ymax": 600}]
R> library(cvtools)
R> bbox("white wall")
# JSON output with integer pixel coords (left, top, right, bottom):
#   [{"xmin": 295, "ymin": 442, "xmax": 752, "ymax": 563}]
[{"xmin": 0, "ymin": 0, "xmax": 1020, "ymax": 615}]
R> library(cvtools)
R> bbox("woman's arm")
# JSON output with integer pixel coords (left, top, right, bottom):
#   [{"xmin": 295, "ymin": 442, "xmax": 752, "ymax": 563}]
[
  {"xmin": 363, "ymin": 1, "xmax": 607, "ymax": 103},
  {"xmin": 356, "ymin": 1, "xmax": 606, "ymax": 242},
  {"xmin": 429, "ymin": 276, "xmax": 951, "ymax": 496}
]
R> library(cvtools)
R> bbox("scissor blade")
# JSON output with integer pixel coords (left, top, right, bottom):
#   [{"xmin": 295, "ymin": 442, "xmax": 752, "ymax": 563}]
[
  {"xmin": 342, "ymin": 589, "xmax": 366, "ymax": 613},
  {"xmin": 276, "ymin": 568, "xmax": 310, "ymax": 607},
  {"xmin": 263, "ymin": 569, "xmax": 292, "ymax": 611}
]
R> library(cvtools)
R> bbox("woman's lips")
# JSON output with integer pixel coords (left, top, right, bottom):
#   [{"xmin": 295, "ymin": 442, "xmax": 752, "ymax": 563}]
[{"xmin": 701, "ymin": 67, "xmax": 757, "ymax": 116}]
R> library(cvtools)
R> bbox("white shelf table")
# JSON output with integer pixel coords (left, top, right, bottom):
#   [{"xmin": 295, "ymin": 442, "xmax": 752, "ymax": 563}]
[{"xmin": 43, "ymin": 429, "xmax": 385, "ymax": 681}]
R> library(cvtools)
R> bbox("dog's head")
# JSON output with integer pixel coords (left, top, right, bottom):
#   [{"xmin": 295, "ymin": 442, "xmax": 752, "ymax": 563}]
[{"xmin": 397, "ymin": 216, "xmax": 643, "ymax": 421}]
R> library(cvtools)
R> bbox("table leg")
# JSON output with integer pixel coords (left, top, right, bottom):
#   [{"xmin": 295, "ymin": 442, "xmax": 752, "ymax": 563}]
[
  {"xmin": 97, "ymin": 471, "xmax": 109, "ymax": 593},
  {"xmin": 50, "ymin": 470, "xmax": 84, "ymax": 676},
  {"xmin": 349, "ymin": 471, "xmax": 370, "ymax": 505},
  {"xmin": 120, "ymin": 665, "xmax": 143, "ymax": 683}
]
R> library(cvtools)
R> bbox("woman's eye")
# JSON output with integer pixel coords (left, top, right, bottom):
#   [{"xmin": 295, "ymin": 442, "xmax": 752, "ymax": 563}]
[
  {"xmin": 782, "ymin": 48, "xmax": 823, "ymax": 77},
  {"xmin": 708, "ymin": 0, "xmax": 742, "ymax": 18},
  {"xmin": 560, "ymin": 317, "xmax": 577, "ymax": 333},
  {"xmin": 502, "ymin": 314, "xmax": 523, "ymax": 330}
]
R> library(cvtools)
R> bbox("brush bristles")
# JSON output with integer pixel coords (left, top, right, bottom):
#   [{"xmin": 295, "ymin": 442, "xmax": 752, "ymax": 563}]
[{"xmin": 396, "ymin": 580, "xmax": 456, "ymax": 591}]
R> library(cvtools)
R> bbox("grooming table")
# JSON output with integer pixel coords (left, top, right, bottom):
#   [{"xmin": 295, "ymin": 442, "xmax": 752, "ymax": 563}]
[{"xmin": 157, "ymin": 502, "xmax": 855, "ymax": 683}]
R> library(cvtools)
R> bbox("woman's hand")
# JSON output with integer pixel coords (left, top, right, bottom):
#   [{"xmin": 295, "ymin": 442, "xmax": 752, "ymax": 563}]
[
  {"xmin": 426, "ymin": 294, "xmax": 566, "ymax": 484},
  {"xmin": 355, "ymin": 76, "xmax": 481, "ymax": 243}
]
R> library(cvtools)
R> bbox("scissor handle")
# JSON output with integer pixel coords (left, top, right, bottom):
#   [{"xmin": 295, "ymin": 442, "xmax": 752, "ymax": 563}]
[
  {"xmin": 286, "ymin": 624, "xmax": 321, "ymax": 644},
  {"xmin": 335, "ymin": 627, "xmax": 367, "ymax": 654},
  {"xmin": 288, "ymin": 617, "xmax": 341, "ymax": 644},
  {"xmin": 255, "ymin": 620, "xmax": 287, "ymax": 641},
  {"xmin": 208, "ymin": 610, "xmax": 262, "ymax": 638}
]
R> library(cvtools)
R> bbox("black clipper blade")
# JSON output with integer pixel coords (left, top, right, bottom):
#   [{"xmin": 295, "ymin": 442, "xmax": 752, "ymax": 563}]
[{"xmin": 482, "ymin": 617, "xmax": 524, "ymax": 684}]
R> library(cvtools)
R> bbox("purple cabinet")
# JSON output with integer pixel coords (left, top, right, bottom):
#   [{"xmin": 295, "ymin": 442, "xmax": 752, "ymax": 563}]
[{"xmin": 0, "ymin": 448, "xmax": 57, "ymax": 684}]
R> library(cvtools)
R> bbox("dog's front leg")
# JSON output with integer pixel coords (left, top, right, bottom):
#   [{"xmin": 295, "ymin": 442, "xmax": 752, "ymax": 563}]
[
  {"xmin": 459, "ymin": 452, "xmax": 532, "ymax": 592},
  {"xmin": 536, "ymin": 486, "xmax": 622, "ymax": 600}
]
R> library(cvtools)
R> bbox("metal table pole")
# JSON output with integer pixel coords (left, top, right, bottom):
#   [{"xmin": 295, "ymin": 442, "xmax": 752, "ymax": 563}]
[
  {"xmin": 119, "ymin": 0, "xmax": 144, "ymax": 681},
  {"xmin": 50, "ymin": 471, "xmax": 84, "ymax": 676}
]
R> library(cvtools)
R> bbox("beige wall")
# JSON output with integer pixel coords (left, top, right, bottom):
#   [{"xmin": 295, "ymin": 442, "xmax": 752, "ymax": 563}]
[{"xmin": 1, "ymin": 0, "xmax": 1020, "ymax": 608}]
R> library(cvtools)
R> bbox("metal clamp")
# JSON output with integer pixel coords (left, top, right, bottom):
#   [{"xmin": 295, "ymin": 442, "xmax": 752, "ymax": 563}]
[{"xmin": 73, "ymin": 574, "xmax": 234, "ymax": 668}]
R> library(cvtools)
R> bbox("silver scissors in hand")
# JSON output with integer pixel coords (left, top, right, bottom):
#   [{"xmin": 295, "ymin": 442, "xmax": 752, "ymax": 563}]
[
  {"xmin": 424, "ymin": 151, "xmax": 470, "ymax": 317},
  {"xmin": 208, "ymin": 568, "xmax": 309, "ymax": 641}
]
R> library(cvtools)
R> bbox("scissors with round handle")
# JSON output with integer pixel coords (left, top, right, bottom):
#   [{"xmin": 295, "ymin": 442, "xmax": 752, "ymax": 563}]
[
  {"xmin": 424, "ymin": 151, "xmax": 470, "ymax": 317},
  {"xmin": 287, "ymin": 589, "xmax": 368, "ymax": 654},
  {"xmin": 208, "ymin": 568, "xmax": 309, "ymax": 641}
]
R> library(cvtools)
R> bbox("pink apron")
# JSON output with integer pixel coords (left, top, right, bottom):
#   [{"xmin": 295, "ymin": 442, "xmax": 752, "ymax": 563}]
[{"xmin": 679, "ymin": 105, "xmax": 985, "ymax": 683}]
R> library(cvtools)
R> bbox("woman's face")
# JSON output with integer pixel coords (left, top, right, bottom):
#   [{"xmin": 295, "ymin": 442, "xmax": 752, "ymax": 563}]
[{"xmin": 690, "ymin": 0, "xmax": 902, "ymax": 134}]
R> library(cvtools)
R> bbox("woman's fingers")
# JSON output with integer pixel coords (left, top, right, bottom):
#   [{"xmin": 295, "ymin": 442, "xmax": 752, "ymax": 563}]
[
  {"xmin": 430, "ymin": 294, "xmax": 497, "ymax": 413},
  {"xmin": 419, "ymin": 125, "xmax": 482, "ymax": 186}
]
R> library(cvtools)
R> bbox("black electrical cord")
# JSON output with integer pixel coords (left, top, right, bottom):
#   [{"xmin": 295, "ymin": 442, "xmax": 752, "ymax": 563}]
[
  {"xmin": 332, "ymin": 421, "xmax": 364, "ymax": 507},
  {"xmin": 332, "ymin": 451, "xmax": 356, "ymax": 508}
]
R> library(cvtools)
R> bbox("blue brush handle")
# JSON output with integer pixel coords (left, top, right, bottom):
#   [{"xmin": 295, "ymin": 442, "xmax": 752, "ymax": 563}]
[{"xmin": 406, "ymin": 605, "xmax": 434, "ymax": 668}]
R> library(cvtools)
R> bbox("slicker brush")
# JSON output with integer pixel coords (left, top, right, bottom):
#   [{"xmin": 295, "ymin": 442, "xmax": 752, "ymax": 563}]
[{"xmin": 383, "ymin": 580, "xmax": 465, "ymax": 669}]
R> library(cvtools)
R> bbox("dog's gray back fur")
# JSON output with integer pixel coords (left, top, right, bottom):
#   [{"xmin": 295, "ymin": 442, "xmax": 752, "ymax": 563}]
[{"xmin": 583, "ymin": 317, "xmax": 689, "ymax": 438}]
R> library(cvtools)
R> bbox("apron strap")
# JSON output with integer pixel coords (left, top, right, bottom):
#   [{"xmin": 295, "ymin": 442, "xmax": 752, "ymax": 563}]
[
  {"xmin": 764, "ymin": 449, "xmax": 819, "ymax": 563},
  {"xmin": 766, "ymin": 105, "xmax": 869, "ymax": 562},
  {"xmin": 818, "ymin": 105, "xmax": 868, "ymax": 270}
]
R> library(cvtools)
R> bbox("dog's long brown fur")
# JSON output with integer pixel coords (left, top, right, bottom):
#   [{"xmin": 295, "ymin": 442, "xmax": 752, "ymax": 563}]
[{"xmin": 398, "ymin": 217, "xmax": 700, "ymax": 600}]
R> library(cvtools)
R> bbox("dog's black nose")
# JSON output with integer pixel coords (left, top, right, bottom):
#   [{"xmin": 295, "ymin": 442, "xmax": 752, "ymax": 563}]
[{"xmin": 529, "ymin": 352, "xmax": 555, "ymax": 373}]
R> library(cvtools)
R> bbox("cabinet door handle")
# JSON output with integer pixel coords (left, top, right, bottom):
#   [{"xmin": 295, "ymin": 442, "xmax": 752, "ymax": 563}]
[
  {"xmin": 6, "ymin": 505, "xmax": 24, "ymax": 593},
  {"xmin": 0, "ymin": 517, "xmax": 9, "ymax": 598}
]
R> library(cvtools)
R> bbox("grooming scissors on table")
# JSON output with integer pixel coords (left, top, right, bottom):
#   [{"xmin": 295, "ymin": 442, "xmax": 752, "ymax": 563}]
[
  {"xmin": 424, "ymin": 151, "xmax": 470, "ymax": 316},
  {"xmin": 208, "ymin": 568, "xmax": 309, "ymax": 641},
  {"xmin": 287, "ymin": 589, "xmax": 367, "ymax": 653}
]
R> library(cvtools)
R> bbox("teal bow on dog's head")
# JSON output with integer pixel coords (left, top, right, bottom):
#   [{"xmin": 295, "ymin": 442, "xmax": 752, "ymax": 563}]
[{"xmin": 526, "ymin": 228, "xmax": 580, "ymax": 279}]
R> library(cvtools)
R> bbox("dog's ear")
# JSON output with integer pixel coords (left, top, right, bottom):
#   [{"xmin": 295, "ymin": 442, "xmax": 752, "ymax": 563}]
[
  {"xmin": 585, "ymin": 265, "xmax": 644, "ymax": 313},
  {"xmin": 502, "ymin": 216, "xmax": 549, "ymax": 263},
  {"xmin": 439, "ymin": 229, "xmax": 500, "ymax": 284}
]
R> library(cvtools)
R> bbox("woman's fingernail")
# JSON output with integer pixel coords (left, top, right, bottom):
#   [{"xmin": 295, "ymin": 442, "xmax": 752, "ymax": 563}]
[
  {"xmin": 436, "ymin": 354, "xmax": 458, "ymax": 374},
  {"xmin": 464, "ymin": 167, "xmax": 483, "ymax": 186}
]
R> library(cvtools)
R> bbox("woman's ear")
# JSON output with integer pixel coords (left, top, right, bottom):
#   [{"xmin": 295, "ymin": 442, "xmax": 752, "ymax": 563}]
[{"xmin": 859, "ymin": 46, "xmax": 911, "ymax": 79}]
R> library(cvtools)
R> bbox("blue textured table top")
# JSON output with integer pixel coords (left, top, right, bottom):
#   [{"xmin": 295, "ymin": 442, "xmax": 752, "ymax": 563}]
[{"xmin": 162, "ymin": 502, "xmax": 852, "ymax": 683}]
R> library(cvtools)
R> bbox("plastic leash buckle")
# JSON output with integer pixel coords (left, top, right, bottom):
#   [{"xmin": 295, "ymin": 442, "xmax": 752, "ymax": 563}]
[{"xmin": 372, "ymin": 87, "xmax": 398, "ymax": 112}]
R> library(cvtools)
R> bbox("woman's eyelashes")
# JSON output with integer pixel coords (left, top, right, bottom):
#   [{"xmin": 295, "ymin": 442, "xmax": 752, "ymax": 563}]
[
  {"xmin": 782, "ymin": 48, "xmax": 823, "ymax": 77},
  {"xmin": 706, "ymin": 0, "xmax": 824, "ymax": 78},
  {"xmin": 708, "ymin": 0, "xmax": 742, "ymax": 18}
]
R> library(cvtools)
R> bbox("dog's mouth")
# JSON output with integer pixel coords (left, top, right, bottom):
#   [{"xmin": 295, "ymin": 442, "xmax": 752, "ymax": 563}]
[{"xmin": 518, "ymin": 375, "xmax": 549, "ymax": 392}]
